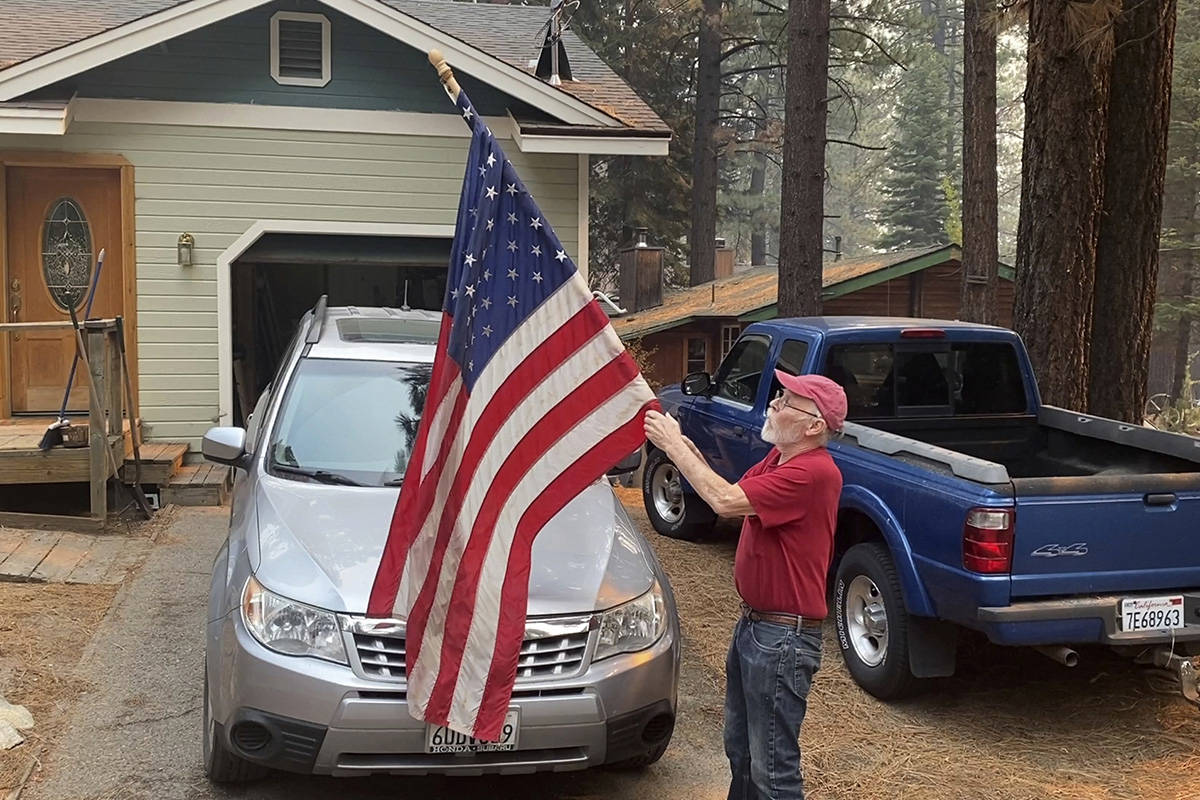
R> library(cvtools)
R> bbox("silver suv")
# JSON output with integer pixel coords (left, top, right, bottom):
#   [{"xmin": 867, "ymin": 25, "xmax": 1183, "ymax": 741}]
[{"xmin": 200, "ymin": 301, "xmax": 679, "ymax": 781}]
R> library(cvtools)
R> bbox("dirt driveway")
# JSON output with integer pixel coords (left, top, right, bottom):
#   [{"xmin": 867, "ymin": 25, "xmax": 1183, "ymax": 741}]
[{"xmin": 4, "ymin": 493, "xmax": 1200, "ymax": 800}]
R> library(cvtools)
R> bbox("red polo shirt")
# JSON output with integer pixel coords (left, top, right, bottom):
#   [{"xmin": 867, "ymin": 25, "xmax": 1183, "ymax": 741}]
[{"xmin": 734, "ymin": 446, "xmax": 843, "ymax": 619}]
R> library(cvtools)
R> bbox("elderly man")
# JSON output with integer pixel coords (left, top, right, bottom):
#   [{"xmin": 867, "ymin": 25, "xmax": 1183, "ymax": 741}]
[{"xmin": 644, "ymin": 371, "xmax": 847, "ymax": 800}]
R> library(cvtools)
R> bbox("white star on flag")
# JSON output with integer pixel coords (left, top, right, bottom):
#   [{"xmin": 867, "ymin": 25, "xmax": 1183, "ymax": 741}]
[
  {"xmin": 555, "ymin": 250, "xmax": 567, "ymax": 262},
  {"xmin": 531, "ymin": 245, "xmax": 542, "ymax": 256},
  {"xmin": 532, "ymin": 271, "xmax": 543, "ymax": 283},
  {"xmin": 507, "ymin": 268, "xmax": 518, "ymax": 279},
  {"xmin": 530, "ymin": 217, "xmax": 543, "ymax": 230},
  {"xmin": 462, "ymin": 106, "xmax": 473, "ymax": 120},
  {"xmin": 487, "ymin": 153, "xmax": 496, "ymax": 167},
  {"xmin": 486, "ymin": 186, "xmax": 498, "ymax": 200},
  {"xmin": 507, "ymin": 240, "xmax": 517, "ymax": 252},
  {"xmin": 507, "ymin": 212, "xmax": 518, "ymax": 224},
  {"xmin": 465, "ymin": 253, "xmax": 476, "ymax": 266},
  {"xmin": 486, "ymin": 219, "xmax": 494, "ymax": 231},
  {"xmin": 507, "ymin": 295, "xmax": 518, "ymax": 307},
  {"xmin": 506, "ymin": 183, "xmax": 518, "ymax": 196},
  {"xmin": 482, "ymin": 324, "xmax": 492, "ymax": 336}
]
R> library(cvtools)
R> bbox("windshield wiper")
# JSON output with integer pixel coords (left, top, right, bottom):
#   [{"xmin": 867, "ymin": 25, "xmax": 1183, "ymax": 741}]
[
  {"xmin": 271, "ymin": 464, "xmax": 364, "ymax": 486},
  {"xmin": 383, "ymin": 478, "xmax": 404, "ymax": 486}
]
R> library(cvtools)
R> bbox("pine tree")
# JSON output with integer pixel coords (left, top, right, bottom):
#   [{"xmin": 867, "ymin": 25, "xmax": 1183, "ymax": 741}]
[{"xmin": 877, "ymin": 52, "xmax": 955, "ymax": 250}]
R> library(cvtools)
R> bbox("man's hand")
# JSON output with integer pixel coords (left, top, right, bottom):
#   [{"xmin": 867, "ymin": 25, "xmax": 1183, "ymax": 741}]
[{"xmin": 644, "ymin": 409, "xmax": 683, "ymax": 451}]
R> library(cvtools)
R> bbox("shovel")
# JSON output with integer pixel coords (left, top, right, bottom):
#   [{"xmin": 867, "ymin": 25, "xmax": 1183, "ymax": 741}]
[{"xmin": 38, "ymin": 248, "xmax": 106, "ymax": 451}]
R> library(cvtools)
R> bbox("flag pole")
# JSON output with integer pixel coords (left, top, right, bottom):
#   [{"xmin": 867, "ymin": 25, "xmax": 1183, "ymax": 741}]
[{"xmin": 428, "ymin": 49, "xmax": 462, "ymax": 102}]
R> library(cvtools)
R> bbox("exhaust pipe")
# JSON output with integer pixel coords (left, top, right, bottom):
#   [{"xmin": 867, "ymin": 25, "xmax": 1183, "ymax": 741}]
[{"xmin": 1034, "ymin": 645, "xmax": 1079, "ymax": 667}]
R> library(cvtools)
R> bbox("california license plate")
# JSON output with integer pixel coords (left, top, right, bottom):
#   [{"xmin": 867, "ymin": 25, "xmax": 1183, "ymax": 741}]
[
  {"xmin": 425, "ymin": 709, "xmax": 519, "ymax": 754},
  {"xmin": 1121, "ymin": 595, "xmax": 1185, "ymax": 632}
]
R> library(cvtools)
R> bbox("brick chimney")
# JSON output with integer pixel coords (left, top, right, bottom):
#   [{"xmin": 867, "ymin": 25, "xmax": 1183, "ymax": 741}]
[
  {"xmin": 619, "ymin": 227, "xmax": 664, "ymax": 312},
  {"xmin": 714, "ymin": 237, "xmax": 734, "ymax": 279}
]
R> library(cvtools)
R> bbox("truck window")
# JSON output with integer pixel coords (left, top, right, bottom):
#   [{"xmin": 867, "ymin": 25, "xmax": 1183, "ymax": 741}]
[
  {"xmin": 826, "ymin": 344, "xmax": 893, "ymax": 418},
  {"xmin": 767, "ymin": 339, "xmax": 812, "ymax": 399},
  {"xmin": 714, "ymin": 334, "xmax": 770, "ymax": 405},
  {"xmin": 825, "ymin": 341, "xmax": 1027, "ymax": 418}
]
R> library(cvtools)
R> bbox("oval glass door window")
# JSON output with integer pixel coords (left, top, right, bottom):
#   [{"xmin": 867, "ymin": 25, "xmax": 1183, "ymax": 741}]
[{"xmin": 42, "ymin": 197, "xmax": 94, "ymax": 311}]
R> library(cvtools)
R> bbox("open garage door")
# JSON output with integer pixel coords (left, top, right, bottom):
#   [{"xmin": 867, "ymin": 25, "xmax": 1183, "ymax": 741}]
[{"xmin": 230, "ymin": 233, "xmax": 450, "ymax": 425}]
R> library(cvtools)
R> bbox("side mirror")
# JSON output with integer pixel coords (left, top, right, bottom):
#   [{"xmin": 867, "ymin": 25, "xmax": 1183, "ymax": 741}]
[
  {"xmin": 681, "ymin": 371, "xmax": 712, "ymax": 396},
  {"xmin": 202, "ymin": 427, "xmax": 249, "ymax": 468},
  {"xmin": 607, "ymin": 448, "xmax": 642, "ymax": 477}
]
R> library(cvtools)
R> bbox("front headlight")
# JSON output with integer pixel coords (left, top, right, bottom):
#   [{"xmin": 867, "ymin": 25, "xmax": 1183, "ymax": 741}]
[
  {"xmin": 594, "ymin": 581, "xmax": 668, "ymax": 661},
  {"xmin": 241, "ymin": 575, "xmax": 347, "ymax": 665}
]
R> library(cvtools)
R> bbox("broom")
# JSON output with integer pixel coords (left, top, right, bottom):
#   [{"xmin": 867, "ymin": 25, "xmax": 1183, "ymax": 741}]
[{"xmin": 38, "ymin": 248, "xmax": 106, "ymax": 451}]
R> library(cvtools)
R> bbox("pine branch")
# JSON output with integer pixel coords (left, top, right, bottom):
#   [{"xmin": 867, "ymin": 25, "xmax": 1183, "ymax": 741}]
[
  {"xmin": 827, "ymin": 137, "xmax": 887, "ymax": 151},
  {"xmin": 830, "ymin": 27, "xmax": 908, "ymax": 69}
]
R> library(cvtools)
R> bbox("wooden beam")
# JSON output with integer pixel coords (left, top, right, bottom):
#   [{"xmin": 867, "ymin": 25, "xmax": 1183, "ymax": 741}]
[
  {"xmin": 86, "ymin": 329, "xmax": 108, "ymax": 523},
  {"xmin": 0, "ymin": 512, "xmax": 104, "ymax": 534},
  {"xmin": 121, "ymin": 164, "xmax": 140, "ymax": 425}
]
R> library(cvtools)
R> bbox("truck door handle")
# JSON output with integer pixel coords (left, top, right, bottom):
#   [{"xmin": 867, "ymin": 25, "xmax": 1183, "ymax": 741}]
[
  {"xmin": 733, "ymin": 425, "xmax": 745, "ymax": 436},
  {"xmin": 1144, "ymin": 493, "xmax": 1176, "ymax": 507}
]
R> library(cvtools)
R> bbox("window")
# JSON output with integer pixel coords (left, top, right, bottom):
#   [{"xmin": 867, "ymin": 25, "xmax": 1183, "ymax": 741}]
[
  {"xmin": 721, "ymin": 324, "xmax": 740, "ymax": 358},
  {"xmin": 685, "ymin": 337, "xmax": 708, "ymax": 375},
  {"xmin": 766, "ymin": 339, "xmax": 811, "ymax": 399},
  {"xmin": 42, "ymin": 198, "xmax": 92, "ymax": 311},
  {"xmin": 714, "ymin": 334, "xmax": 770, "ymax": 405},
  {"xmin": 825, "ymin": 342, "xmax": 1027, "ymax": 419},
  {"xmin": 269, "ymin": 359, "xmax": 432, "ymax": 486},
  {"xmin": 271, "ymin": 11, "xmax": 331, "ymax": 87}
]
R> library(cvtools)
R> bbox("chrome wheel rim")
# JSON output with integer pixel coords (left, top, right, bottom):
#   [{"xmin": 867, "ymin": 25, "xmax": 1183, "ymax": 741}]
[
  {"xmin": 651, "ymin": 462, "xmax": 685, "ymax": 524},
  {"xmin": 846, "ymin": 575, "xmax": 888, "ymax": 667}
]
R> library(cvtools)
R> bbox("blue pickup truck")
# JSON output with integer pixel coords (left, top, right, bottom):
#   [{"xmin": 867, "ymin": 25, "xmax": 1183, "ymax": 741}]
[{"xmin": 644, "ymin": 317, "xmax": 1200, "ymax": 702}]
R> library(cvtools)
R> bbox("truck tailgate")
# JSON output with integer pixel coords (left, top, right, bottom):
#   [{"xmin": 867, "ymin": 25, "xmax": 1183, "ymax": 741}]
[{"xmin": 1010, "ymin": 473, "xmax": 1200, "ymax": 598}]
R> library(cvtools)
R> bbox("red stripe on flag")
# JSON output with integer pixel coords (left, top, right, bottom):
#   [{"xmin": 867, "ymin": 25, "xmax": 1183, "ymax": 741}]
[
  {"xmin": 367, "ymin": 317, "xmax": 458, "ymax": 616},
  {"xmin": 404, "ymin": 302, "xmax": 613, "ymax": 673},
  {"xmin": 475, "ymin": 390, "xmax": 658, "ymax": 738},
  {"xmin": 424, "ymin": 352, "xmax": 652, "ymax": 729}
]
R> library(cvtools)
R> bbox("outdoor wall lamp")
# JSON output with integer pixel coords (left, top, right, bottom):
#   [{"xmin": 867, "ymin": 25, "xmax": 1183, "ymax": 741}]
[{"xmin": 177, "ymin": 232, "xmax": 195, "ymax": 267}]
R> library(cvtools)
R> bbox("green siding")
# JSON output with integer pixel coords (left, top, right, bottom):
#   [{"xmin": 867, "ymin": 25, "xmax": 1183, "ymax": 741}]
[
  {"xmin": 48, "ymin": 0, "xmax": 538, "ymax": 117},
  {"xmin": 0, "ymin": 120, "xmax": 579, "ymax": 447}
]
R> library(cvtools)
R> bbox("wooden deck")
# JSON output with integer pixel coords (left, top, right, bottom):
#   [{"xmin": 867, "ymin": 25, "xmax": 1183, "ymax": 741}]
[
  {"xmin": 0, "ymin": 528, "xmax": 151, "ymax": 584},
  {"xmin": 0, "ymin": 417, "xmax": 126, "ymax": 485}
]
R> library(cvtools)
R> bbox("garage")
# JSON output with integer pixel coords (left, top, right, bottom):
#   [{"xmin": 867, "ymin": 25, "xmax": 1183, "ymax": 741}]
[{"xmin": 229, "ymin": 232, "xmax": 451, "ymax": 425}]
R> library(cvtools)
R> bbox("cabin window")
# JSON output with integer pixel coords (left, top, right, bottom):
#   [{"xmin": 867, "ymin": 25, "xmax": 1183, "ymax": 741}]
[
  {"xmin": 721, "ymin": 324, "xmax": 740, "ymax": 358},
  {"xmin": 685, "ymin": 337, "xmax": 708, "ymax": 375},
  {"xmin": 271, "ymin": 12, "xmax": 331, "ymax": 87}
]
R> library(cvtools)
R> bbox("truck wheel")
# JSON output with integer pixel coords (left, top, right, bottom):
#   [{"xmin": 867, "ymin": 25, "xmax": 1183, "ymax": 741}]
[
  {"xmin": 203, "ymin": 659, "xmax": 268, "ymax": 783},
  {"xmin": 834, "ymin": 543, "xmax": 920, "ymax": 699},
  {"xmin": 641, "ymin": 449, "xmax": 716, "ymax": 541}
]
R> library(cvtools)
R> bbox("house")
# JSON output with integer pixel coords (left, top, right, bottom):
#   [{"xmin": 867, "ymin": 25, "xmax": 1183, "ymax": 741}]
[
  {"xmin": 0, "ymin": 0, "xmax": 670, "ymax": 451},
  {"xmin": 610, "ymin": 244, "xmax": 1015, "ymax": 388}
]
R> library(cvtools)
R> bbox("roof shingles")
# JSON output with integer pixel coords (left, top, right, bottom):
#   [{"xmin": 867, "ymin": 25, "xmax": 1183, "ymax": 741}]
[{"xmin": 0, "ymin": 0, "xmax": 669, "ymax": 134}]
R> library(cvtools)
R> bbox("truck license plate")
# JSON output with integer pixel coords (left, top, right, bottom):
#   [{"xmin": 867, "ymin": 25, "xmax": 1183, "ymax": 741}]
[
  {"xmin": 1121, "ymin": 596, "xmax": 1185, "ymax": 632},
  {"xmin": 425, "ymin": 710, "xmax": 519, "ymax": 754}
]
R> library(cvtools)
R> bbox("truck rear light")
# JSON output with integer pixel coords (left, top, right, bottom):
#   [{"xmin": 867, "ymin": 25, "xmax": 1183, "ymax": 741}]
[
  {"xmin": 963, "ymin": 508, "xmax": 1014, "ymax": 574},
  {"xmin": 900, "ymin": 328, "xmax": 946, "ymax": 339}
]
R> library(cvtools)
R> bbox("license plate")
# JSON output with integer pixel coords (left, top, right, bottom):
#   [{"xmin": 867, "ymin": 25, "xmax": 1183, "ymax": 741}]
[
  {"xmin": 425, "ymin": 709, "xmax": 519, "ymax": 754},
  {"xmin": 1121, "ymin": 595, "xmax": 1185, "ymax": 632}
]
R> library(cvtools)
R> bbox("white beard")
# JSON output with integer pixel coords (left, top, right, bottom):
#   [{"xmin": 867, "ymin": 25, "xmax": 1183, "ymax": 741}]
[{"xmin": 761, "ymin": 415, "xmax": 802, "ymax": 446}]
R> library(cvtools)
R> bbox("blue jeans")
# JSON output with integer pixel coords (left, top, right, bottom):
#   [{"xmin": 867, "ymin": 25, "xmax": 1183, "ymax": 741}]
[{"xmin": 724, "ymin": 615, "xmax": 823, "ymax": 800}]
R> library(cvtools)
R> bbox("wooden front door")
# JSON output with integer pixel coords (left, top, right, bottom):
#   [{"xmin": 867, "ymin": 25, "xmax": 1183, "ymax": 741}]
[{"xmin": 6, "ymin": 166, "xmax": 124, "ymax": 414}]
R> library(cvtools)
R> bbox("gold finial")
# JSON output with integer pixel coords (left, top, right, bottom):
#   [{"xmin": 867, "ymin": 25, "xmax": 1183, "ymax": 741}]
[{"xmin": 428, "ymin": 49, "xmax": 461, "ymax": 100}]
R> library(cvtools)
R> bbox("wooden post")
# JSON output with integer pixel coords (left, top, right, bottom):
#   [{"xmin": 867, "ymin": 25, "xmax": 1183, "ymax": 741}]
[
  {"xmin": 106, "ymin": 329, "xmax": 123, "ymax": 438},
  {"xmin": 86, "ymin": 328, "xmax": 108, "ymax": 524}
]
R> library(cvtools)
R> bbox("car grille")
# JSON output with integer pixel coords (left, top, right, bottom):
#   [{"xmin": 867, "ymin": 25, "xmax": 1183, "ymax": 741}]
[{"xmin": 352, "ymin": 628, "xmax": 590, "ymax": 682}]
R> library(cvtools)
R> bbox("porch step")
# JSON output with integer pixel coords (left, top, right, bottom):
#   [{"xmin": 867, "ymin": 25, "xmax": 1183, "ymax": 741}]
[
  {"xmin": 121, "ymin": 442, "xmax": 188, "ymax": 486},
  {"xmin": 161, "ymin": 463, "xmax": 231, "ymax": 507}
]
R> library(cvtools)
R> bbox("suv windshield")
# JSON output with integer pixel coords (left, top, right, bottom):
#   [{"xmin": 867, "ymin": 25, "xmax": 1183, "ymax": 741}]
[{"xmin": 268, "ymin": 358, "xmax": 431, "ymax": 487}]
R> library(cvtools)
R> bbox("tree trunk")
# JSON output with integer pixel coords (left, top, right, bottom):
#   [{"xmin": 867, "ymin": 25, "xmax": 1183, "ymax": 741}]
[
  {"xmin": 1171, "ymin": 254, "xmax": 1195, "ymax": 400},
  {"xmin": 1014, "ymin": 0, "xmax": 1115, "ymax": 410},
  {"xmin": 778, "ymin": 0, "xmax": 829, "ymax": 316},
  {"xmin": 961, "ymin": 0, "xmax": 998, "ymax": 323},
  {"xmin": 689, "ymin": 0, "xmax": 722, "ymax": 286},
  {"xmin": 749, "ymin": 122, "xmax": 768, "ymax": 266},
  {"xmin": 1088, "ymin": 0, "xmax": 1177, "ymax": 422}
]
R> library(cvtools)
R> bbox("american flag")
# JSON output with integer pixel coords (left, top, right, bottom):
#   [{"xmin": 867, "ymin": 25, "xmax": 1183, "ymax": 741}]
[{"xmin": 367, "ymin": 88, "xmax": 658, "ymax": 741}]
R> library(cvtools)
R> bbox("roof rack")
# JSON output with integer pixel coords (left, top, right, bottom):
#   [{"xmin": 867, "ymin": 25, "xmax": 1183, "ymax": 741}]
[{"xmin": 305, "ymin": 294, "xmax": 329, "ymax": 344}]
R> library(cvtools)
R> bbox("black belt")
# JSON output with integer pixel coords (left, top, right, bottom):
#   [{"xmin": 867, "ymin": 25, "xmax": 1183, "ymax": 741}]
[{"xmin": 741, "ymin": 604, "xmax": 823, "ymax": 632}]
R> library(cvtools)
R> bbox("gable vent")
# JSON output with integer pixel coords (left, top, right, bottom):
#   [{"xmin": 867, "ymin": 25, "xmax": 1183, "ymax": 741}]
[{"xmin": 271, "ymin": 11, "xmax": 331, "ymax": 87}]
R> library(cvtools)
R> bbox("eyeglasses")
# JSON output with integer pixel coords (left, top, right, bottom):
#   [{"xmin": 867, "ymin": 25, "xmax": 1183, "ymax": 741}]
[{"xmin": 771, "ymin": 390, "xmax": 823, "ymax": 421}]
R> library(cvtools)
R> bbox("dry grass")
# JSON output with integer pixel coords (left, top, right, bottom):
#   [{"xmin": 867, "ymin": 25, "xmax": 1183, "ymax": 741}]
[
  {"xmin": 0, "ymin": 583, "xmax": 118, "ymax": 794},
  {"xmin": 614, "ymin": 486, "xmax": 1200, "ymax": 800}
]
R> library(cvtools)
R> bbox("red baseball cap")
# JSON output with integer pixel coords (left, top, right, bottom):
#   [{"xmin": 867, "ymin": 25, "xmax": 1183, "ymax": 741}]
[{"xmin": 774, "ymin": 370, "xmax": 848, "ymax": 432}]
